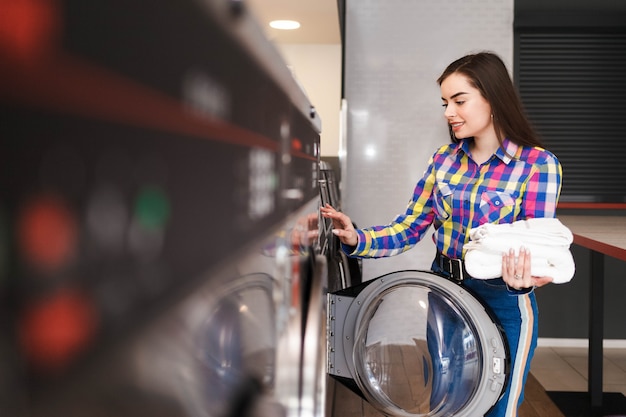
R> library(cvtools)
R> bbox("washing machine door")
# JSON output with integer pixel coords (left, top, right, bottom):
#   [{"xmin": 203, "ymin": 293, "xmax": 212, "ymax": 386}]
[{"xmin": 328, "ymin": 270, "xmax": 508, "ymax": 417}]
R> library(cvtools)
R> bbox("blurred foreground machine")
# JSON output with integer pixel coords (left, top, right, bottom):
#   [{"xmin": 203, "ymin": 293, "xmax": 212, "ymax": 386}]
[{"xmin": 0, "ymin": 1, "xmax": 328, "ymax": 416}]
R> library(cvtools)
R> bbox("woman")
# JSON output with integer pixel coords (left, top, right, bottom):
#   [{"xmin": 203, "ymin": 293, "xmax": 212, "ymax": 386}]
[{"xmin": 321, "ymin": 52, "xmax": 561, "ymax": 417}]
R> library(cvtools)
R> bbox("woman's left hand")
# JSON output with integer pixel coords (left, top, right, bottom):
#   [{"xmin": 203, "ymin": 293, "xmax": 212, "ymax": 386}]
[{"xmin": 502, "ymin": 247, "xmax": 554, "ymax": 289}]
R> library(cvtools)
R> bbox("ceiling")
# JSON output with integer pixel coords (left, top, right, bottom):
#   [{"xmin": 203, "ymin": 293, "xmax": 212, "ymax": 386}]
[{"xmin": 245, "ymin": 0, "xmax": 341, "ymax": 44}]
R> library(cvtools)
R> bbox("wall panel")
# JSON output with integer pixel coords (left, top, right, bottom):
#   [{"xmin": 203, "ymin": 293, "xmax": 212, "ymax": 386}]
[{"xmin": 343, "ymin": 0, "xmax": 514, "ymax": 280}]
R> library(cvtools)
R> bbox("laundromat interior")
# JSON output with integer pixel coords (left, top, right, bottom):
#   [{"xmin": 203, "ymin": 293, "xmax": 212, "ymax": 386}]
[{"xmin": 1, "ymin": 0, "xmax": 626, "ymax": 416}]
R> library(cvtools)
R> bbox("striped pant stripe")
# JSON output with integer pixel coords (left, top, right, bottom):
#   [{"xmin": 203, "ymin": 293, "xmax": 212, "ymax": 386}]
[{"xmin": 505, "ymin": 294, "xmax": 535, "ymax": 416}]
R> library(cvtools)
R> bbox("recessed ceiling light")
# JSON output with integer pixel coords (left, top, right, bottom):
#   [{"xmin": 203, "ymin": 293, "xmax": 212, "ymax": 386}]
[{"xmin": 269, "ymin": 20, "xmax": 301, "ymax": 30}]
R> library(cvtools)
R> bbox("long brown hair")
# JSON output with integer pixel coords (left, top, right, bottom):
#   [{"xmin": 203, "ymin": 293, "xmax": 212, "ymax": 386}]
[{"xmin": 437, "ymin": 52, "xmax": 543, "ymax": 149}]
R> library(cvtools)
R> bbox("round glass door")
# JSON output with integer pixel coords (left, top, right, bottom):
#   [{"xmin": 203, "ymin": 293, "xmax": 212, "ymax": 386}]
[{"xmin": 334, "ymin": 270, "xmax": 508, "ymax": 417}]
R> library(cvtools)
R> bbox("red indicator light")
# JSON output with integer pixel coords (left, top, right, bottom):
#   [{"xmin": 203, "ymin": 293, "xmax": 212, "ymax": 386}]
[
  {"xmin": 19, "ymin": 289, "xmax": 98, "ymax": 371},
  {"xmin": 18, "ymin": 194, "xmax": 77, "ymax": 273},
  {"xmin": 291, "ymin": 138, "xmax": 302, "ymax": 151},
  {"xmin": 0, "ymin": 0, "xmax": 60, "ymax": 64}
]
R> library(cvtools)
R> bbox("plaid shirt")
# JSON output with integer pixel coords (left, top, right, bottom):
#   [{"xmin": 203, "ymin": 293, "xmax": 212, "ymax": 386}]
[{"xmin": 350, "ymin": 138, "xmax": 562, "ymax": 260}]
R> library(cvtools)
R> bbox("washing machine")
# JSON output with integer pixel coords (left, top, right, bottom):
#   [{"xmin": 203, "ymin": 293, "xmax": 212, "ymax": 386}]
[
  {"xmin": 325, "ymin": 270, "xmax": 510, "ymax": 417},
  {"xmin": 0, "ymin": 0, "xmax": 327, "ymax": 415}
]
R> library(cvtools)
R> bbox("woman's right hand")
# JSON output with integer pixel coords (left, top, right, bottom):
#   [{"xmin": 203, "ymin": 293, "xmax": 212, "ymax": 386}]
[{"xmin": 320, "ymin": 204, "xmax": 358, "ymax": 247}]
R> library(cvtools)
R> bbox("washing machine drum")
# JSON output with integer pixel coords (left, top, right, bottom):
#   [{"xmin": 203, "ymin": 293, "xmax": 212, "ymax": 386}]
[{"xmin": 328, "ymin": 270, "xmax": 509, "ymax": 417}]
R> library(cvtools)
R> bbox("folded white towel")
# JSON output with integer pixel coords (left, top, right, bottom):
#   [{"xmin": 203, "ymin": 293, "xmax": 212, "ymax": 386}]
[{"xmin": 464, "ymin": 218, "xmax": 575, "ymax": 284}]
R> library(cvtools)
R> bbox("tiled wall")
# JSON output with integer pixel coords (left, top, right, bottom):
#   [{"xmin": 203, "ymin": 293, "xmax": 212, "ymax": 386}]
[{"xmin": 343, "ymin": 0, "xmax": 514, "ymax": 280}]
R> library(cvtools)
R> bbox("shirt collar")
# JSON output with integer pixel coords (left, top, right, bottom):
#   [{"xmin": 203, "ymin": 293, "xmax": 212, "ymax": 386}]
[
  {"xmin": 497, "ymin": 138, "xmax": 520, "ymax": 164},
  {"xmin": 457, "ymin": 137, "xmax": 520, "ymax": 165},
  {"xmin": 458, "ymin": 139, "xmax": 472, "ymax": 156}
]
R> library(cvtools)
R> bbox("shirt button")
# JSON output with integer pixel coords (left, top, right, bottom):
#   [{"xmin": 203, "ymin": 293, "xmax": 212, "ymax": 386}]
[{"xmin": 495, "ymin": 201, "xmax": 501, "ymax": 206}]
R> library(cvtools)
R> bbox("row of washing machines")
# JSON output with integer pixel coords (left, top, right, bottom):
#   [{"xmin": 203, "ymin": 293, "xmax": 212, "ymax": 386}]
[{"xmin": 0, "ymin": 1, "xmax": 511, "ymax": 416}]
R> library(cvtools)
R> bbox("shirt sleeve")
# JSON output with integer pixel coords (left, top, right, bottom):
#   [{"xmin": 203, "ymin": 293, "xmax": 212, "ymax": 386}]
[
  {"xmin": 346, "ymin": 156, "xmax": 438, "ymax": 258},
  {"xmin": 520, "ymin": 150, "xmax": 562, "ymax": 219}
]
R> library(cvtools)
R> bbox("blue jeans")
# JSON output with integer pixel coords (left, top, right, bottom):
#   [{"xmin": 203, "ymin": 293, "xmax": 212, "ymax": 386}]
[{"xmin": 431, "ymin": 263, "xmax": 539, "ymax": 417}]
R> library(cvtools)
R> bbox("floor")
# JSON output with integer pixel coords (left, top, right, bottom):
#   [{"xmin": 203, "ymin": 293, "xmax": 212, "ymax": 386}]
[
  {"xmin": 326, "ymin": 346, "xmax": 626, "ymax": 417},
  {"xmin": 327, "ymin": 371, "xmax": 565, "ymax": 417},
  {"xmin": 531, "ymin": 346, "xmax": 626, "ymax": 396}
]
